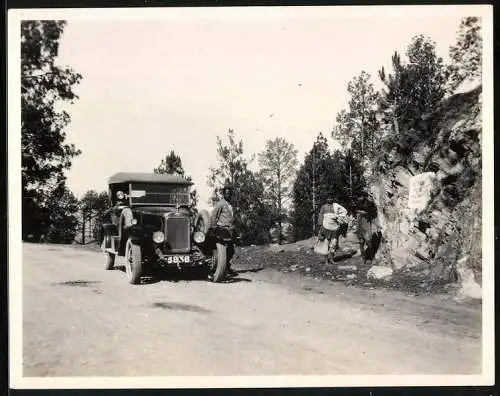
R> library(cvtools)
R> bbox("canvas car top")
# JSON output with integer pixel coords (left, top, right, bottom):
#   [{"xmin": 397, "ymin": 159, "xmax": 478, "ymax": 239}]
[{"xmin": 108, "ymin": 172, "xmax": 193, "ymax": 185}]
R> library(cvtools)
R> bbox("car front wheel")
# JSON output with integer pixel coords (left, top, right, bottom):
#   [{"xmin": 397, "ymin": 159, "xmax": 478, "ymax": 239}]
[
  {"xmin": 125, "ymin": 239, "xmax": 143, "ymax": 284},
  {"xmin": 208, "ymin": 243, "xmax": 228, "ymax": 283},
  {"xmin": 105, "ymin": 252, "xmax": 115, "ymax": 270}
]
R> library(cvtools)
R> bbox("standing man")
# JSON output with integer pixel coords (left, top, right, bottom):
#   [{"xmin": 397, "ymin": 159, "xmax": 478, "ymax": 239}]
[
  {"xmin": 210, "ymin": 185, "xmax": 237, "ymax": 277},
  {"xmin": 317, "ymin": 197, "xmax": 348, "ymax": 261}
]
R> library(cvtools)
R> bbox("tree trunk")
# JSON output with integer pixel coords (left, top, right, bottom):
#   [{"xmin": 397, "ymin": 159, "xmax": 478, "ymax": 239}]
[
  {"xmin": 277, "ymin": 163, "xmax": 283, "ymax": 245},
  {"xmin": 394, "ymin": 116, "xmax": 400, "ymax": 135},
  {"xmin": 349, "ymin": 162, "xmax": 353, "ymax": 202},
  {"xmin": 361, "ymin": 112, "xmax": 365, "ymax": 162},
  {"xmin": 393, "ymin": 99, "xmax": 400, "ymax": 136},
  {"xmin": 277, "ymin": 214, "xmax": 282, "ymax": 244},
  {"xmin": 81, "ymin": 210, "xmax": 85, "ymax": 245},
  {"xmin": 312, "ymin": 152, "xmax": 317, "ymax": 236},
  {"xmin": 277, "ymin": 196, "xmax": 282, "ymax": 244},
  {"xmin": 371, "ymin": 124, "xmax": 374, "ymax": 155}
]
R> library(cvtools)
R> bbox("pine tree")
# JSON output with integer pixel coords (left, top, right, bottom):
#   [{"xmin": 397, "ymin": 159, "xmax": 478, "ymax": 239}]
[
  {"xmin": 208, "ymin": 129, "xmax": 273, "ymax": 245},
  {"xmin": 292, "ymin": 133, "xmax": 332, "ymax": 239},
  {"xmin": 154, "ymin": 150, "xmax": 186, "ymax": 176},
  {"xmin": 378, "ymin": 36, "xmax": 449, "ymax": 159},
  {"xmin": 448, "ymin": 17, "xmax": 482, "ymax": 92},
  {"xmin": 292, "ymin": 134, "xmax": 367, "ymax": 241},
  {"xmin": 257, "ymin": 137, "xmax": 298, "ymax": 244},
  {"xmin": 44, "ymin": 185, "xmax": 79, "ymax": 244},
  {"xmin": 22, "ymin": 20, "xmax": 82, "ymax": 241},
  {"xmin": 154, "ymin": 150, "xmax": 198, "ymax": 206}
]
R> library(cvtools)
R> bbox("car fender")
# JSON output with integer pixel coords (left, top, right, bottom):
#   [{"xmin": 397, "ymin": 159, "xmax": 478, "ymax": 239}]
[
  {"xmin": 194, "ymin": 209, "xmax": 211, "ymax": 234},
  {"xmin": 127, "ymin": 236, "xmax": 143, "ymax": 246},
  {"xmin": 127, "ymin": 224, "xmax": 145, "ymax": 238}
]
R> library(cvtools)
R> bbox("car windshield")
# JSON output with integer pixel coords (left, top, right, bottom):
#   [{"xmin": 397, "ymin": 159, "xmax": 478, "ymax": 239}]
[{"xmin": 129, "ymin": 182, "xmax": 190, "ymax": 205}]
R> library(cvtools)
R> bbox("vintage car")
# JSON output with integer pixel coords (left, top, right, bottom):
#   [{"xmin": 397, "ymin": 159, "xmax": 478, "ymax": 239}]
[{"xmin": 101, "ymin": 172, "xmax": 231, "ymax": 284}]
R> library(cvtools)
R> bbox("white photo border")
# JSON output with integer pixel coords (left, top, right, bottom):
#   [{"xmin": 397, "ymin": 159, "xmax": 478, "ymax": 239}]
[{"xmin": 8, "ymin": 4, "xmax": 495, "ymax": 389}]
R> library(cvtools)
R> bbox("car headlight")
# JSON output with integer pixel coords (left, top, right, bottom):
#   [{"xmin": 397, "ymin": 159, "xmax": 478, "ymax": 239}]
[
  {"xmin": 152, "ymin": 231, "xmax": 165, "ymax": 244},
  {"xmin": 193, "ymin": 231, "xmax": 205, "ymax": 243}
]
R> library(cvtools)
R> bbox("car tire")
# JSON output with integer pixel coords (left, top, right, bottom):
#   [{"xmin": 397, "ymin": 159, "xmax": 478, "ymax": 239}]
[
  {"xmin": 105, "ymin": 252, "xmax": 115, "ymax": 270},
  {"xmin": 209, "ymin": 243, "xmax": 227, "ymax": 283},
  {"xmin": 125, "ymin": 239, "xmax": 142, "ymax": 285},
  {"xmin": 194, "ymin": 209, "xmax": 211, "ymax": 234}
]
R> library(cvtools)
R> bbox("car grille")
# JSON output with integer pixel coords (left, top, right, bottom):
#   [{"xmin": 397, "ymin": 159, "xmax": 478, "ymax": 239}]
[{"xmin": 165, "ymin": 215, "xmax": 190, "ymax": 253}]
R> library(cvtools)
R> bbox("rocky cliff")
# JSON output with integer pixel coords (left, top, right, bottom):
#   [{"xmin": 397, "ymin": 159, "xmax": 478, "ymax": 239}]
[{"xmin": 369, "ymin": 85, "xmax": 482, "ymax": 299}]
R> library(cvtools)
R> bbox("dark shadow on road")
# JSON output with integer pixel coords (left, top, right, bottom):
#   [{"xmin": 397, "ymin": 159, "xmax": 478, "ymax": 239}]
[
  {"xmin": 148, "ymin": 301, "xmax": 211, "ymax": 313},
  {"xmin": 332, "ymin": 249, "xmax": 357, "ymax": 262},
  {"xmin": 55, "ymin": 280, "xmax": 102, "ymax": 287},
  {"xmin": 139, "ymin": 268, "xmax": 211, "ymax": 284},
  {"xmin": 303, "ymin": 286, "xmax": 325, "ymax": 294},
  {"xmin": 110, "ymin": 266, "xmax": 253, "ymax": 285},
  {"xmin": 222, "ymin": 277, "xmax": 252, "ymax": 284},
  {"xmin": 235, "ymin": 268, "xmax": 264, "ymax": 274}
]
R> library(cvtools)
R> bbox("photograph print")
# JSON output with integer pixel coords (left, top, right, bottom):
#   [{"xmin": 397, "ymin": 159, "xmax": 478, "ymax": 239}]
[{"xmin": 8, "ymin": 4, "xmax": 494, "ymax": 389}]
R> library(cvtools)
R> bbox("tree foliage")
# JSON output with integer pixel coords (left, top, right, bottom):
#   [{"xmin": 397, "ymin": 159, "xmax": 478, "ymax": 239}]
[
  {"xmin": 208, "ymin": 129, "xmax": 273, "ymax": 245},
  {"xmin": 44, "ymin": 186, "xmax": 80, "ymax": 244},
  {"xmin": 21, "ymin": 20, "xmax": 82, "ymax": 242},
  {"xmin": 334, "ymin": 71, "xmax": 380, "ymax": 164},
  {"xmin": 154, "ymin": 150, "xmax": 186, "ymax": 176},
  {"xmin": 377, "ymin": 35, "xmax": 449, "ymax": 160},
  {"xmin": 22, "ymin": 21, "xmax": 82, "ymax": 191},
  {"xmin": 154, "ymin": 150, "xmax": 198, "ymax": 206},
  {"xmin": 23, "ymin": 184, "xmax": 79, "ymax": 244},
  {"xmin": 337, "ymin": 149, "xmax": 367, "ymax": 209},
  {"xmin": 78, "ymin": 190, "xmax": 110, "ymax": 242},
  {"xmin": 79, "ymin": 190, "xmax": 109, "ymax": 224},
  {"xmin": 292, "ymin": 134, "xmax": 367, "ymax": 241},
  {"xmin": 207, "ymin": 129, "xmax": 248, "ymax": 198},
  {"xmin": 448, "ymin": 17, "xmax": 482, "ymax": 92},
  {"xmin": 257, "ymin": 137, "xmax": 298, "ymax": 244}
]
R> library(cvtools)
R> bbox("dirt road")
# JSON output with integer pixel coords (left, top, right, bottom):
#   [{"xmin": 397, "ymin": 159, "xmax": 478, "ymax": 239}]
[{"xmin": 22, "ymin": 243, "xmax": 482, "ymax": 377}]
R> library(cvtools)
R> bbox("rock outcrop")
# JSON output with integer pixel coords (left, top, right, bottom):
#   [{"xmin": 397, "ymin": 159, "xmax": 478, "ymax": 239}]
[{"xmin": 368, "ymin": 85, "xmax": 482, "ymax": 298}]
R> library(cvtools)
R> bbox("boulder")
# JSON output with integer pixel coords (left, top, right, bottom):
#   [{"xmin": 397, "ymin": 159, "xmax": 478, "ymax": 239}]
[
  {"xmin": 408, "ymin": 172, "xmax": 437, "ymax": 213},
  {"xmin": 393, "ymin": 166, "xmax": 413, "ymax": 189},
  {"xmin": 366, "ymin": 265, "xmax": 393, "ymax": 281},
  {"xmin": 455, "ymin": 256, "xmax": 482, "ymax": 300}
]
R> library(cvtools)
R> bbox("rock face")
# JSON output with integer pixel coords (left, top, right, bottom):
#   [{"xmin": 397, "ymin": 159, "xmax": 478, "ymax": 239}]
[{"xmin": 369, "ymin": 85, "xmax": 482, "ymax": 298}]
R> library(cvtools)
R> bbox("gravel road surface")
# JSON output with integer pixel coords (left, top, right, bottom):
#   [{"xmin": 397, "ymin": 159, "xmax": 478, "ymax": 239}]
[{"xmin": 23, "ymin": 243, "xmax": 482, "ymax": 377}]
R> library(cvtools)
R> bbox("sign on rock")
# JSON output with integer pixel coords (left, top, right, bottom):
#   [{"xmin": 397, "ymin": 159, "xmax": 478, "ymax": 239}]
[{"xmin": 408, "ymin": 172, "xmax": 436, "ymax": 212}]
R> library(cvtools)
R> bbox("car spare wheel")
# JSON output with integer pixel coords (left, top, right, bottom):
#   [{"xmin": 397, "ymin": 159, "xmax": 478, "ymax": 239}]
[
  {"xmin": 194, "ymin": 209, "xmax": 211, "ymax": 234},
  {"xmin": 209, "ymin": 243, "xmax": 227, "ymax": 283},
  {"xmin": 125, "ymin": 239, "xmax": 143, "ymax": 284}
]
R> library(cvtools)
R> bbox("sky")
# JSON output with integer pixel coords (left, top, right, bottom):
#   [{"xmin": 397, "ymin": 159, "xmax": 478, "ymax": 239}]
[{"xmin": 52, "ymin": 6, "xmax": 477, "ymax": 211}]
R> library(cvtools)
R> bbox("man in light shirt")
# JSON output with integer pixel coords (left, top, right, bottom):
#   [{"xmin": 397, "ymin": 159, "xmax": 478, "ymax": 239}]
[
  {"xmin": 210, "ymin": 186, "xmax": 235, "ymax": 230},
  {"xmin": 317, "ymin": 197, "xmax": 348, "ymax": 261},
  {"xmin": 210, "ymin": 185, "xmax": 237, "ymax": 277}
]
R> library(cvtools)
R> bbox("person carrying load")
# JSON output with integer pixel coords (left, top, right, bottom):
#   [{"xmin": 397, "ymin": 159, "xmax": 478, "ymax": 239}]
[{"xmin": 316, "ymin": 197, "xmax": 348, "ymax": 262}]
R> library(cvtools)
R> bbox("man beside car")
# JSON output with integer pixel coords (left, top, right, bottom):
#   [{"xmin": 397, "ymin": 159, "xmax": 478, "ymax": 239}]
[{"xmin": 210, "ymin": 185, "xmax": 237, "ymax": 278}]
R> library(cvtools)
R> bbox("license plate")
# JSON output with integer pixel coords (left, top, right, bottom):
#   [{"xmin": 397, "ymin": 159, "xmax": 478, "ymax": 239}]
[{"xmin": 165, "ymin": 255, "xmax": 190, "ymax": 264}]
